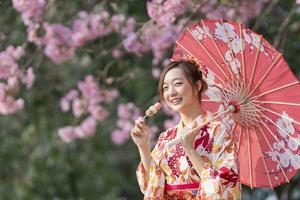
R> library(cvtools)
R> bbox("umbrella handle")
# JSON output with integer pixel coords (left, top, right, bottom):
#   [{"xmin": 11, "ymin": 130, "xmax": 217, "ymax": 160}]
[{"xmin": 166, "ymin": 105, "xmax": 236, "ymax": 148}]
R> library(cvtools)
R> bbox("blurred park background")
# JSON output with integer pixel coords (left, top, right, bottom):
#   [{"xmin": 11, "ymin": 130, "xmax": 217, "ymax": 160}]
[{"xmin": 0, "ymin": 0, "xmax": 300, "ymax": 199}]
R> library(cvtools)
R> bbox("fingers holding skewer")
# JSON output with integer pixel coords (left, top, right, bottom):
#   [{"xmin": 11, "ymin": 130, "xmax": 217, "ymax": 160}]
[{"xmin": 130, "ymin": 102, "xmax": 161, "ymax": 147}]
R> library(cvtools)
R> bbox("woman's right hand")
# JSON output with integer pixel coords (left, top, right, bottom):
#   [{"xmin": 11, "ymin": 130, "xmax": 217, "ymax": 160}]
[{"xmin": 130, "ymin": 117, "xmax": 151, "ymax": 149}]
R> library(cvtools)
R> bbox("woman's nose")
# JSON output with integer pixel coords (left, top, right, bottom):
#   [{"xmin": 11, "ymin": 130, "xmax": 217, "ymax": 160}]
[{"xmin": 168, "ymin": 86, "xmax": 177, "ymax": 96}]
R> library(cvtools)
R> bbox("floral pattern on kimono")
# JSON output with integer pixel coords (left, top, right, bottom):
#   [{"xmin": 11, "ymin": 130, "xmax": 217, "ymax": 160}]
[{"xmin": 136, "ymin": 113, "xmax": 242, "ymax": 199}]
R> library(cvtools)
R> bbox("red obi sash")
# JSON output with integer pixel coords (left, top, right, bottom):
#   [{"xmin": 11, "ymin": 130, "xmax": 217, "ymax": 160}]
[{"xmin": 165, "ymin": 182, "xmax": 200, "ymax": 191}]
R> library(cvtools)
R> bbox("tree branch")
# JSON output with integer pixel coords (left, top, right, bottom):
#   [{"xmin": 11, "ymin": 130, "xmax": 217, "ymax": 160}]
[{"xmin": 273, "ymin": 4, "xmax": 297, "ymax": 49}]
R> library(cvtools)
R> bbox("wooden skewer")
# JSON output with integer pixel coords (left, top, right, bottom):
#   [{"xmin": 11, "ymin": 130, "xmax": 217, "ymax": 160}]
[{"xmin": 166, "ymin": 105, "xmax": 236, "ymax": 148}]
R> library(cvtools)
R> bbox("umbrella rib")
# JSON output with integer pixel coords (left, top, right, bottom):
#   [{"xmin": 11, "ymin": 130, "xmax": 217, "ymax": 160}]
[
  {"xmin": 240, "ymin": 113, "xmax": 261, "ymax": 126},
  {"xmin": 186, "ymin": 27, "xmax": 231, "ymax": 80},
  {"xmin": 249, "ymin": 81, "xmax": 300, "ymax": 100},
  {"xmin": 238, "ymin": 81, "xmax": 248, "ymax": 103},
  {"xmin": 246, "ymin": 35, "xmax": 262, "ymax": 94},
  {"xmin": 254, "ymin": 100, "xmax": 300, "ymax": 107},
  {"xmin": 239, "ymin": 23, "xmax": 246, "ymax": 80},
  {"xmin": 240, "ymin": 108, "xmax": 260, "ymax": 121},
  {"xmin": 237, "ymin": 126, "xmax": 242, "ymax": 153},
  {"xmin": 238, "ymin": 104, "xmax": 263, "ymax": 125},
  {"xmin": 238, "ymin": 81, "xmax": 246, "ymax": 101},
  {"xmin": 232, "ymin": 78, "xmax": 241, "ymax": 100},
  {"xmin": 260, "ymin": 119, "xmax": 300, "ymax": 169},
  {"xmin": 176, "ymin": 41, "xmax": 224, "ymax": 85},
  {"xmin": 257, "ymin": 124, "xmax": 290, "ymax": 183},
  {"xmin": 253, "ymin": 127, "xmax": 273, "ymax": 188},
  {"xmin": 202, "ymin": 99, "xmax": 223, "ymax": 102},
  {"xmin": 256, "ymin": 105, "xmax": 300, "ymax": 126},
  {"xmin": 248, "ymin": 54, "xmax": 282, "ymax": 97},
  {"xmin": 247, "ymin": 128, "xmax": 253, "ymax": 189},
  {"xmin": 198, "ymin": 20, "xmax": 231, "ymax": 79}
]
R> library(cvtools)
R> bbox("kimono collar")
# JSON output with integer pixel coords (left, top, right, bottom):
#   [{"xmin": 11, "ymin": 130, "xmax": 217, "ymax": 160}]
[{"xmin": 178, "ymin": 112, "xmax": 208, "ymax": 130}]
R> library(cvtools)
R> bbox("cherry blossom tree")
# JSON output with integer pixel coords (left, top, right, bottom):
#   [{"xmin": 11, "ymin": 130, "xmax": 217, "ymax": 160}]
[{"xmin": 0, "ymin": 0, "xmax": 299, "ymax": 199}]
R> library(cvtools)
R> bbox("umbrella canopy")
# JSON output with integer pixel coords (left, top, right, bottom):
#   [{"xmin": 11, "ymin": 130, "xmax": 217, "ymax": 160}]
[{"xmin": 171, "ymin": 19, "xmax": 300, "ymax": 189}]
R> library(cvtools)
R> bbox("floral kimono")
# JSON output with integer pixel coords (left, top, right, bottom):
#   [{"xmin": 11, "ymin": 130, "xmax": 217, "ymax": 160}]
[{"xmin": 136, "ymin": 113, "xmax": 241, "ymax": 199}]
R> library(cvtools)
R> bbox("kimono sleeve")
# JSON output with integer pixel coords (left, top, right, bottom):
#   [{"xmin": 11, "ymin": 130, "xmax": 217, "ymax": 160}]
[
  {"xmin": 199, "ymin": 123, "xmax": 241, "ymax": 199},
  {"xmin": 136, "ymin": 132, "xmax": 166, "ymax": 199}
]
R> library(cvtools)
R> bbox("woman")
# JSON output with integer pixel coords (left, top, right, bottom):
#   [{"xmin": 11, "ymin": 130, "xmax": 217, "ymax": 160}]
[{"xmin": 131, "ymin": 60, "xmax": 241, "ymax": 199}]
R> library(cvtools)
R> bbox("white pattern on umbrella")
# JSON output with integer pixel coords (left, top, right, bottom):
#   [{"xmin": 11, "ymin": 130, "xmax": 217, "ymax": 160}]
[
  {"xmin": 276, "ymin": 111, "xmax": 295, "ymax": 139},
  {"xmin": 191, "ymin": 25, "xmax": 211, "ymax": 41},
  {"xmin": 214, "ymin": 22, "xmax": 236, "ymax": 43}
]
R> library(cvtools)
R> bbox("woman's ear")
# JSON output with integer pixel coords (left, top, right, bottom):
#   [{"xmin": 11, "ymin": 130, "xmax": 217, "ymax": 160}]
[{"xmin": 196, "ymin": 80, "xmax": 202, "ymax": 92}]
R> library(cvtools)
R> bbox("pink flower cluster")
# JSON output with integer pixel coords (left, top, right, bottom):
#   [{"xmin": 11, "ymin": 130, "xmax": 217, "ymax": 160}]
[
  {"xmin": 146, "ymin": 0, "xmax": 193, "ymax": 26},
  {"xmin": 111, "ymin": 103, "xmax": 140, "ymax": 145},
  {"xmin": 43, "ymin": 23, "xmax": 76, "ymax": 63},
  {"xmin": 122, "ymin": 0, "xmax": 193, "ymax": 64},
  {"xmin": 28, "ymin": 11, "xmax": 135, "ymax": 63},
  {"xmin": 13, "ymin": 1, "xmax": 136, "ymax": 63},
  {"xmin": 58, "ymin": 75, "xmax": 119, "ymax": 143},
  {"xmin": 12, "ymin": 0, "xmax": 46, "ymax": 25},
  {"xmin": 200, "ymin": 0, "xmax": 270, "ymax": 25},
  {"xmin": 0, "ymin": 46, "xmax": 35, "ymax": 115},
  {"xmin": 123, "ymin": 20, "xmax": 186, "ymax": 65}
]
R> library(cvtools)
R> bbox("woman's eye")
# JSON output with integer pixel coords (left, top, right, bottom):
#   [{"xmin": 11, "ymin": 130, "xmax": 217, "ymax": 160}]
[
  {"xmin": 163, "ymin": 86, "xmax": 168, "ymax": 91},
  {"xmin": 175, "ymin": 82, "xmax": 182, "ymax": 86}
]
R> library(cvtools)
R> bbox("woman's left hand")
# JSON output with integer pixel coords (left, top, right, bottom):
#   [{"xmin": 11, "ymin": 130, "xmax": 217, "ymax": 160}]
[{"xmin": 181, "ymin": 127, "xmax": 200, "ymax": 153}]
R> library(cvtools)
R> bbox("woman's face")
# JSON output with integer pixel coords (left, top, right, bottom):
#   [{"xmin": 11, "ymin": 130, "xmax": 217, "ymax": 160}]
[{"xmin": 162, "ymin": 68, "xmax": 200, "ymax": 114}]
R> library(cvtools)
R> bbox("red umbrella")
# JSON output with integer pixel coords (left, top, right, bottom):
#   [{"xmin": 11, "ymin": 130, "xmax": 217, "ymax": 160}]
[{"xmin": 171, "ymin": 19, "xmax": 300, "ymax": 189}]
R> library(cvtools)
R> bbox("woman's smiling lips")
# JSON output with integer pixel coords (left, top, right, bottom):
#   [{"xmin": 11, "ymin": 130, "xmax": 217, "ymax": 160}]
[{"xmin": 170, "ymin": 97, "xmax": 183, "ymax": 105}]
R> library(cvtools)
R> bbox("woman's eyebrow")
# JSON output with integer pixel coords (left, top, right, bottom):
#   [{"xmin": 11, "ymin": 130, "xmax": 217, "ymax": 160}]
[
  {"xmin": 163, "ymin": 77, "xmax": 183, "ymax": 84},
  {"xmin": 173, "ymin": 78, "xmax": 183, "ymax": 81}
]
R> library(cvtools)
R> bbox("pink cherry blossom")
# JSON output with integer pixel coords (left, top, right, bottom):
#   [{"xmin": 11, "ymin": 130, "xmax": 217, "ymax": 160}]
[
  {"xmin": 111, "ymin": 14, "xmax": 126, "ymax": 30},
  {"xmin": 72, "ymin": 98, "xmax": 87, "ymax": 117},
  {"xmin": 0, "ymin": 96, "xmax": 24, "ymax": 115},
  {"xmin": 111, "ymin": 103, "xmax": 141, "ymax": 145},
  {"xmin": 88, "ymin": 105, "xmax": 109, "ymax": 121},
  {"xmin": 116, "ymin": 119, "xmax": 133, "ymax": 133},
  {"xmin": 121, "ymin": 17, "xmax": 136, "ymax": 35},
  {"xmin": 111, "ymin": 129, "xmax": 129, "ymax": 145},
  {"xmin": 147, "ymin": 0, "xmax": 192, "ymax": 26},
  {"xmin": 123, "ymin": 32, "xmax": 146, "ymax": 53},
  {"xmin": 22, "ymin": 67, "xmax": 35, "ymax": 89},
  {"xmin": 101, "ymin": 89, "xmax": 119, "ymax": 103},
  {"xmin": 72, "ymin": 11, "xmax": 113, "ymax": 47},
  {"xmin": 58, "ymin": 126, "xmax": 76, "ymax": 143},
  {"xmin": 117, "ymin": 103, "xmax": 140, "ymax": 120},
  {"xmin": 43, "ymin": 23, "xmax": 76, "ymax": 63},
  {"xmin": 79, "ymin": 116, "xmax": 97, "ymax": 137},
  {"xmin": 12, "ymin": 0, "xmax": 46, "ymax": 24},
  {"xmin": 152, "ymin": 67, "xmax": 161, "ymax": 79},
  {"xmin": 78, "ymin": 75, "xmax": 101, "ymax": 100},
  {"xmin": 0, "ymin": 46, "xmax": 34, "ymax": 115},
  {"xmin": 26, "ymin": 22, "xmax": 46, "ymax": 46},
  {"xmin": 112, "ymin": 49, "xmax": 122, "ymax": 59},
  {"xmin": 60, "ymin": 89, "xmax": 79, "ymax": 112},
  {"xmin": 59, "ymin": 75, "xmax": 118, "ymax": 142}
]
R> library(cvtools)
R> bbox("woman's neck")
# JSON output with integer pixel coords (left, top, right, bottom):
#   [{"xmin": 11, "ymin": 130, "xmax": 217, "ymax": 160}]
[{"xmin": 179, "ymin": 105, "xmax": 204, "ymax": 127}]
